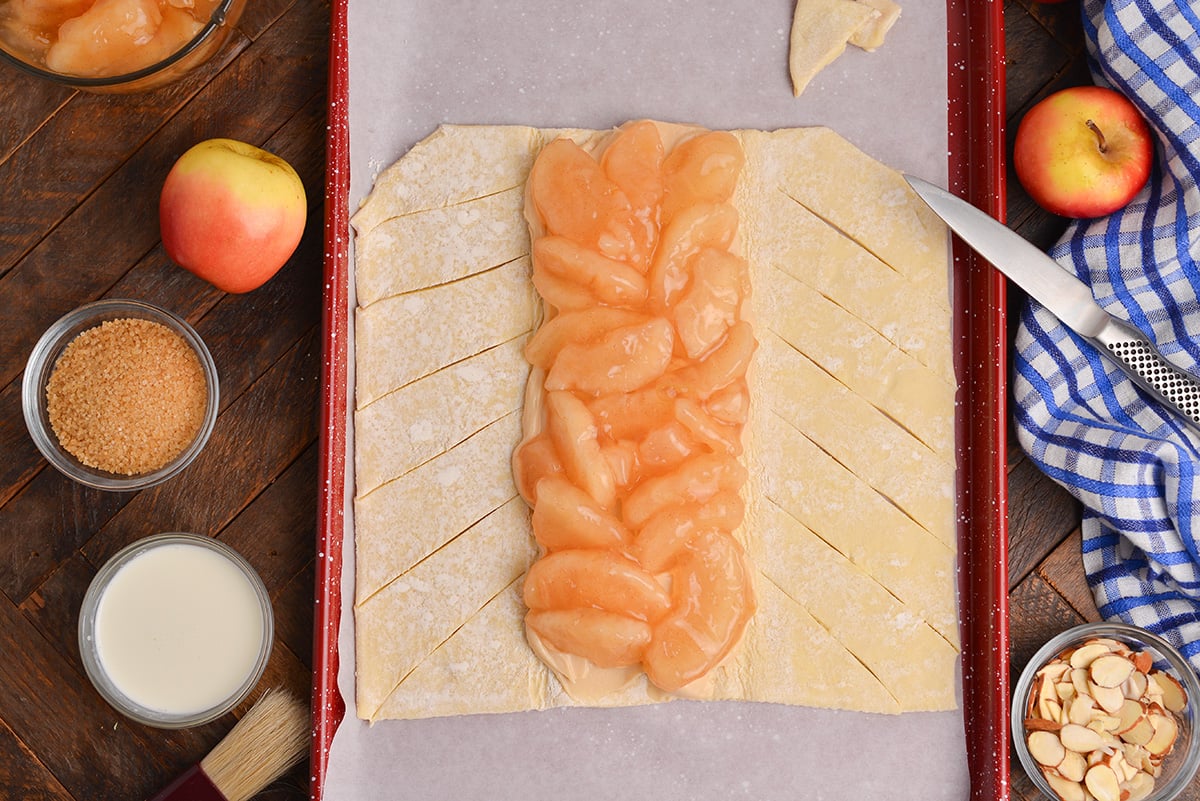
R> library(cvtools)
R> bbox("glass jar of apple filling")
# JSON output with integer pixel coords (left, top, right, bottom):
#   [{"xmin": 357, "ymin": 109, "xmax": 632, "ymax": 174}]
[{"xmin": 0, "ymin": 0, "xmax": 246, "ymax": 93}]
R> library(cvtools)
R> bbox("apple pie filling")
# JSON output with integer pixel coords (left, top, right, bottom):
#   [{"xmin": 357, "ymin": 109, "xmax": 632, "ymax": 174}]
[{"xmin": 512, "ymin": 121, "xmax": 757, "ymax": 697}]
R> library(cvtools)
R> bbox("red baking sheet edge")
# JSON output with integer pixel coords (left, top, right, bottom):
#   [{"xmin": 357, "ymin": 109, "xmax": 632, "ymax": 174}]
[
  {"xmin": 310, "ymin": 1, "xmax": 1011, "ymax": 798},
  {"xmin": 312, "ymin": 0, "xmax": 349, "ymax": 795},
  {"xmin": 946, "ymin": 1, "xmax": 1010, "ymax": 801}
]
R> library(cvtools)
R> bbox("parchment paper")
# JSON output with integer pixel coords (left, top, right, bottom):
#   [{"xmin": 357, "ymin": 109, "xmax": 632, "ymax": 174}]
[{"xmin": 325, "ymin": 2, "xmax": 970, "ymax": 798}]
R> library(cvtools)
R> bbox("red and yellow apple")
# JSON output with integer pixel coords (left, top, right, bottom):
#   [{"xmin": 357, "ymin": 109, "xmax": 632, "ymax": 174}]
[
  {"xmin": 1013, "ymin": 85, "xmax": 1153, "ymax": 218},
  {"xmin": 159, "ymin": 138, "xmax": 307, "ymax": 293}
]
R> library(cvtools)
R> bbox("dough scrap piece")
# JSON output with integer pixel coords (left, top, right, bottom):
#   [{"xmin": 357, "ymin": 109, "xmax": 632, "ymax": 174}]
[
  {"xmin": 850, "ymin": 0, "xmax": 902, "ymax": 51},
  {"xmin": 788, "ymin": 0, "xmax": 878, "ymax": 97},
  {"xmin": 351, "ymin": 123, "xmax": 957, "ymax": 722}
]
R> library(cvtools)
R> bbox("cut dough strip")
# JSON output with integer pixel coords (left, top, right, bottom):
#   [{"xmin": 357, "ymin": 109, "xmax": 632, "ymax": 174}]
[
  {"xmin": 744, "ymin": 128, "xmax": 950, "ymax": 310},
  {"xmin": 355, "ymin": 411, "xmax": 523, "ymax": 606},
  {"xmin": 764, "ymin": 265, "xmax": 955, "ymax": 459},
  {"xmin": 755, "ymin": 499, "xmax": 958, "ymax": 712},
  {"xmin": 356, "ymin": 496, "xmax": 537, "ymax": 722},
  {"xmin": 757, "ymin": 410, "xmax": 958, "ymax": 644},
  {"xmin": 354, "ymin": 336, "xmax": 528, "ymax": 496},
  {"xmin": 355, "ymin": 257, "xmax": 538, "ymax": 408},
  {"xmin": 351, "ymin": 125, "xmax": 543, "ymax": 236},
  {"xmin": 356, "ymin": 186, "xmax": 530, "ymax": 308},
  {"xmin": 759, "ymin": 333, "xmax": 954, "ymax": 545},
  {"xmin": 749, "ymin": 178, "xmax": 953, "ymax": 384}
]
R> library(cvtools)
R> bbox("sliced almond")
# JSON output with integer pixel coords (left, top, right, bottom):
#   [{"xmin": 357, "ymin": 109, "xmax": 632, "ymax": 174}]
[
  {"xmin": 1121, "ymin": 715, "xmax": 1155, "ymax": 747},
  {"xmin": 1123, "ymin": 670, "xmax": 1148, "ymax": 702},
  {"xmin": 1084, "ymin": 763, "xmax": 1121, "ymax": 801},
  {"xmin": 1041, "ymin": 698, "xmax": 1063, "ymax": 725},
  {"xmin": 1058, "ymin": 749, "xmax": 1087, "ymax": 783},
  {"xmin": 1025, "ymin": 716, "xmax": 1063, "ymax": 733},
  {"xmin": 1088, "ymin": 714, "xmax": 1122, "ymax": 734},
  {"xmin": 1131, "ymin": 650, "xmax": 1153, "ymax": 674},
  {"xmin": 1056, "ymin": 680, "xmax": 1077, "ymax": 703},
  {"xmin": 1039, "ymin": 660, "xmax": 1072, "ymax": 682},
  {"xmin": 1028, "ymin": 730, "xmax": 1067, "ymax": 767},
  {"xmin": 1090, "ymin": 654, "xmax": 1136, "ymax": 689},
  {"xmin": 1144, "ymin": 713, "xmax": 1178, "ymax": 757},
  {"xmin": 1090, "ymin": 681, "xmax": 1126, "ymax": 715},
  {"xmin": 1068, "ymin": 693, "xmax": 1096, "ymax": 726},
  {"xmin": 1071, "ymin": 643, "xmax": 1115, "ymax": 669},
  {"xmin": 1152, "ymin": 670, "xmax": 1188, "ymax": 714},
  {"xmin": 1114, "ymin": 699, "xmax": 1145, "ymax": 735},
  {"xmin": 1060, "ymin": 722, "xmax": 1106, "ymax": 754},
  {"xmin": 1071, "ymin": 668, "xmax": 1091, "ymax": 699},
  {"xmin": 1043, "ymin": 769, "xmax": 1086, "ymax": 801},
  {"xmin": 1124, "ymin": 772, "xmax": 1155, "ymax": 801}
]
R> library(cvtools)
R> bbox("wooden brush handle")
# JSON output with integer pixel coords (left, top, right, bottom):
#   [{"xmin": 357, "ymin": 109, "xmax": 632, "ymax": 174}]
[{"xmin": 146, "ymin": 764, "xmax": 226, "ymax": 801}]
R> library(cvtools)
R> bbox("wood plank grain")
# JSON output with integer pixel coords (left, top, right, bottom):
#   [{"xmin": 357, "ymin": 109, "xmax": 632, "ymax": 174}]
[
  {"xmin": 0, "ymin": 592, "xmax": 178, "ymax": 799},
  {"xmin": 0, "ymin": 715, "xmax": 72, "ymax": 801},
  {"xmin": 0, "ymin": 0, "xmax": 328, "ymax": 390},
  {"xmin": 80, "ymin": 325, "xmax": 321, "ymax": 567},
  {"xmin": 1036, "ymin": 526, "xmax": 1101, "ymax": 622},
  {"xmin": 0, "ymin": 36, "xmax": 250, "ymax": 279},
  {"xmin": 1006, "ymin": 454, "xmax": 1080, "ymax": 589},
  {"xmin": 0, "ymin": 166, "xmax": 324, "ymax": 604},
  {"xmin": 0, "ymin": 76, "xmax": 72, "ymax": 168}
]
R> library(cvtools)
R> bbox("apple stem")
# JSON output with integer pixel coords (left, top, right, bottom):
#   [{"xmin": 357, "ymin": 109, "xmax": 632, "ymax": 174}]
[{"xmin": 1087, "ymin": 119, "xmax": 1108, "ymax": 154}]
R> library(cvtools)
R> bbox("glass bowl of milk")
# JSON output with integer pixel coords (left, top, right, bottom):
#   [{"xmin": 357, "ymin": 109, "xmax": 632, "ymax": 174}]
[{"xmin": 78, "ymin": 532, "xmax": 273, "ymax": 728}]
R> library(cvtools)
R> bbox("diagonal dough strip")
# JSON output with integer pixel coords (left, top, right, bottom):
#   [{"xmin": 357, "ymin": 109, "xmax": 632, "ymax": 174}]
[
  {"xmin": 351, "ymin": 125, "xmax": 543, "ymax": 237},
  {"xmin": 354, "ymin": 337, "xmax": 528, "ymax": 496},
  {"xmin": 370, "ymin": 579, "xmax": 556, "ymax": 721},
  {"xmin": 355, "ymin": 186, "xmax": 530, "ymax": 308},
  {"xmin": 759, "ymin": 333, "xmax": 954, "ymax": 544},
  {"xmin": 355, "ymin": 257, "xmax": 538, "ymax": 408},
  {"xmin": 749, "ymin": 181, "xmax": 953, "ymax": 384},
  {"xmin": 755, "ymin": 499, "xmax": 959, "ymax": 712},
  {"xmin": 757, "ymin": 410, "xmax": 958, "ymax": 645},
  {"xmin": 763, "ymin": 265, "xmax": 956, "ymax": 460},
  {"xmin": 721, "ymin": 576, "xmax": 901, "ymax": 713},
  {"xmin": 748, "ymin": 127, "xmax": 952, "ymax": 310},
  {"xmin": 355, "ymin": 411, "xmax": 523, "ymax": 606},
  {"xmin": 355, "ymin": 496, "xmax": 537, "ymax": 722}
]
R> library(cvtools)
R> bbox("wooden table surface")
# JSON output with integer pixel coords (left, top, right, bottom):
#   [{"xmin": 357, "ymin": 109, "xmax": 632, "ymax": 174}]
[
  {"xmin": 0, "ymin": 0, "xmax": 325, "ymax": 798},
  {"xmin": 0, "ymin": 1, "xmax": 1194, "ymax": 800}
]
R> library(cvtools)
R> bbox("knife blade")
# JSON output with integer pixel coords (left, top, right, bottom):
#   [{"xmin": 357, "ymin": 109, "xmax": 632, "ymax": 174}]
[{"xmin": 904, "ymin": 174, "xmax": 1200, "ymax": 432}]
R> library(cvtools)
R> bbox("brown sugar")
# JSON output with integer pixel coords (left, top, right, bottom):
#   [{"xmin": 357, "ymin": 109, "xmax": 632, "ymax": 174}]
[{"xmin": 46, "ymin": 317, "xmax": 208, "ymax": 476}]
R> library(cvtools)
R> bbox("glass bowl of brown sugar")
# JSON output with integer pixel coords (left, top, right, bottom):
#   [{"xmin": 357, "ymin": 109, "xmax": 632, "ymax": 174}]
[{"xmin": 22, "ymin": 299, "xmax": 219, "ymax": 491}]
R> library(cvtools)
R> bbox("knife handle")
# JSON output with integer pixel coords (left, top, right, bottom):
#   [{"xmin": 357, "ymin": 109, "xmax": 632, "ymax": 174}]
[{"xmin": 1092, "ymin": 318, "xmax": 1200, "ymax": 431}]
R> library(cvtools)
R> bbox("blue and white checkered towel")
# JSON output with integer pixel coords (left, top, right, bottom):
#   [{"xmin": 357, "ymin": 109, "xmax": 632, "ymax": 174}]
[{"xmin": 1014, "ymin": 0, "xmax": 1200, "ymax": 666}]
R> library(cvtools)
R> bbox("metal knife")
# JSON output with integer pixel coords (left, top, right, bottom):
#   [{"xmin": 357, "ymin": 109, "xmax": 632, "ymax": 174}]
[{"xmin": 905, "ymin": 174, "xmax": 1200, "ymax": 432}]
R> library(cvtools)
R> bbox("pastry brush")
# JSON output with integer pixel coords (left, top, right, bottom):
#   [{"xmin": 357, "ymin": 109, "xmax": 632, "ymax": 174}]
[{"xmin": 146, "ymin": 689, "xmax": 309, "ymax": 801}]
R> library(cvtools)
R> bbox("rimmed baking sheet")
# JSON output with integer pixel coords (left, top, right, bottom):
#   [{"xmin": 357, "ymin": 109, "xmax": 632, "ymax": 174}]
[{"xmin": 313, "ymin": 1, "xmax": 1010, "ymax": 798}]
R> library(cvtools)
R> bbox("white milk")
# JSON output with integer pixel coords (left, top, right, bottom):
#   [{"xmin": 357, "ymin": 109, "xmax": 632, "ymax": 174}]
[{"xmin": 94, "ymin": 542, "xmax": 266, "ymax": 715}]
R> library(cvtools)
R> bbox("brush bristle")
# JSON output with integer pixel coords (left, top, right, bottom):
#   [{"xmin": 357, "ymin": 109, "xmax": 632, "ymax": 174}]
[{"xmin": 200, "ymin": 689, "xmax": 309, "ymax": 801}]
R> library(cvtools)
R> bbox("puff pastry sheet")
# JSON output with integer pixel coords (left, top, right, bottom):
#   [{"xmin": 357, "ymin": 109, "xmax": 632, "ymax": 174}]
[{"xmin": 351, "ymin": 123, "xmax": 958, "ymax": 723}]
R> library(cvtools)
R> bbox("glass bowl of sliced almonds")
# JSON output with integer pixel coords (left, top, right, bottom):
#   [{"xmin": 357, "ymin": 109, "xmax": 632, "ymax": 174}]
[{"xmin": 1012, "ymin": 622, "xmax": 1200, "ymax": 801}]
